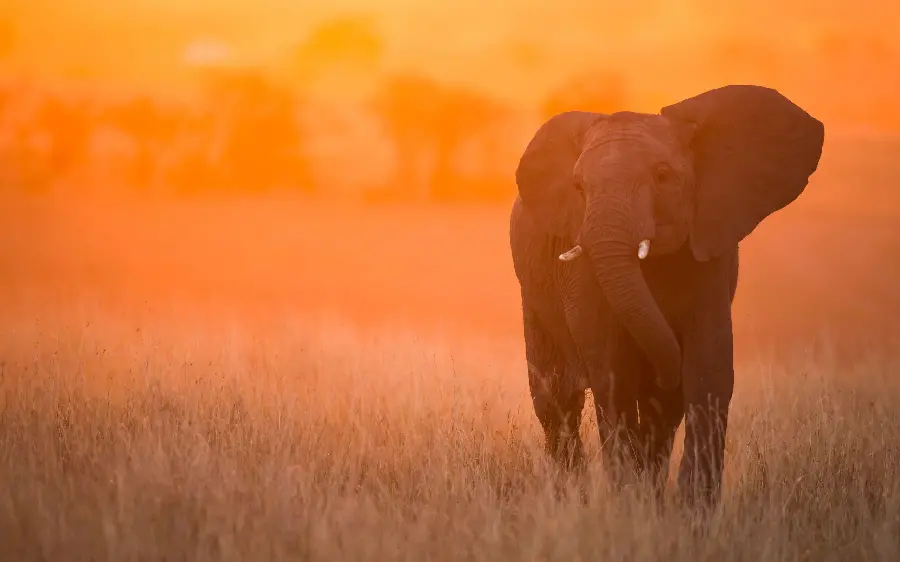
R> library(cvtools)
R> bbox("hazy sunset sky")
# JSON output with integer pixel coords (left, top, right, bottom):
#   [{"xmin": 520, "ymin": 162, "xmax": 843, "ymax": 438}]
[{"xmin": 3, "ymin": 1, "xmax": 899, "ymax": 129}]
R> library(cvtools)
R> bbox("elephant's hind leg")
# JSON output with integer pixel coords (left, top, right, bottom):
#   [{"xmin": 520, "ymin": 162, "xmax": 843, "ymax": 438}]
[{"xmin": 523, "ymin": 305, "xmax": 587, "ymax": 472}]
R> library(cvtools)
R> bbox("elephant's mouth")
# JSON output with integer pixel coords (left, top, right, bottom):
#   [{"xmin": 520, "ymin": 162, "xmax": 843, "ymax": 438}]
[
  {"xmin": 651, "ymin": 221, "xmax": 691, "ymax": 255},
  {"xmin": 559, "ymin": 239, "xmax": 650, "ymax": 262}
]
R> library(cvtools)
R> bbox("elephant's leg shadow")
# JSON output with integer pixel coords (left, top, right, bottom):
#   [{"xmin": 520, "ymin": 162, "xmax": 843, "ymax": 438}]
[{"xmin": 523, "ymin": 306, "xmax": 587, "ymax": 473}]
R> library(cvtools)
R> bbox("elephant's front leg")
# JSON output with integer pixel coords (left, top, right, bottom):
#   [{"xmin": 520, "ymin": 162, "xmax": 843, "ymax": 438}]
[
  {"xmin": 677, "ymin": 258, "xmax": 736, "ymax": 509},
  {"xmin": 614, "ymin": 329, "xmax": 685, "ymax": 495},
  {"xmin": 522, "ymin": 304, "xmax": 587, "ymax": 472},
  {"xmin": 590, "ymin": 351, "xmax": 642, "ymax": 486},
  {"xmin": 560, "ymin": 261, "xmax": 641, "ymax": 484}
]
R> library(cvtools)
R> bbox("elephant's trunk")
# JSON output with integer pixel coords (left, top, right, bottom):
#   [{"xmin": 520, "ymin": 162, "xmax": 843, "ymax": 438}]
[{"xmin": 577, "ymin": 201, "xmax": 682, "ymax": 390}]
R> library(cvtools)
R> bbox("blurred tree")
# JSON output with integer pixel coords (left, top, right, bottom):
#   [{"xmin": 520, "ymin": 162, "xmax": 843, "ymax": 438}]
[
  {"xmin": 540, "ymin": 70, "xmax": 629, "ymax": 120},
  {"xmin": 0, "ymin": 80, "xmax": 10, "ymax": 124},
  {"xmin": 103, "ymin": 96, "xmax": 183, "ymax": 189},
  {"xmin": 0, "ymin": 17, "xmax": 15, "ymax": 61},
  {"xmin": 33, "ymin": 95, "xmax": 92, "ymax": 184},
  {"xmin": 162, "ymin": 106, "xmax": 218, "ymax": 194},
  {"xmin": 200, "ymin": 68, "xmax": 311, "ymax": 193},
  {"xmin": 369, "ymin": 73, "xmax": 509, "ymax": 201}
]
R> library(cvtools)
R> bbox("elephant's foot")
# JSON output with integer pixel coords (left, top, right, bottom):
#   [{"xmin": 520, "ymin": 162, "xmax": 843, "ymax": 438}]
[
  {"xmin": 540, "ymin": 431, "xmax": 588, "ymax": 505},
  {"xmin": 594, "ymin": 415, "xmax": 644, "ymax": 485},
  {"xmin": 674, "ymin": 441, "xmax": 726, "ymax": 514},
  {"xmin": 545, "ymin": 430, "xmax": 585, "ymax": 473},
  {"xmin": 629, "ymin": 437, "xmax": 679, "ymax": 507},
  {"xmin": 675, "ymin": 467, "xmax": 725, "ymax": 513}
]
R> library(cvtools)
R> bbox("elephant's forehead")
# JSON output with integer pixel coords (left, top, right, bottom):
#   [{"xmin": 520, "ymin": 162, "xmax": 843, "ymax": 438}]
[
  {"xmin": 579, "ymin": 119, "xmax": 681, "ymax": 173},
  {"xmin": 584, "ymin": 113, "xmax": 678, "ymax": 152}
]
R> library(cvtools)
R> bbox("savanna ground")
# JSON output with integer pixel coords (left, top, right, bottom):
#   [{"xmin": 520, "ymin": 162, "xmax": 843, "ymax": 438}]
[{"xmin": 2, "ymin": 136, "xmax": 900, "ymax": 561}]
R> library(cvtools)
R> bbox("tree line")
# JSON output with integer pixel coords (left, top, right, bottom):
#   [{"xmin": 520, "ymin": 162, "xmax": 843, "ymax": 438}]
[
  {"xmin": 4, "ymin": 7, "xmax": 895, "ymax": 202},
  {"xmin": 0, "ymin": 67, "xmax": 629, "ymax": 202}
]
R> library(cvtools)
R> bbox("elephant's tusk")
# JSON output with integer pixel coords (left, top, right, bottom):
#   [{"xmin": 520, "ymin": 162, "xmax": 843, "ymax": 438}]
[
  {"xmin": 638, "ymin": 239, "xmax": 650, "ymax": 260},
  {"xmin": 559, "ymin": 245, "xmax": 583, "ymax": 261}
]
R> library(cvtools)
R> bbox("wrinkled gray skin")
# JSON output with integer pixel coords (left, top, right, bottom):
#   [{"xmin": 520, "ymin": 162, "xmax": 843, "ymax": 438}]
[{"xmin": 509, "ymin": 85, "xmax": 824, "ymax": 507}]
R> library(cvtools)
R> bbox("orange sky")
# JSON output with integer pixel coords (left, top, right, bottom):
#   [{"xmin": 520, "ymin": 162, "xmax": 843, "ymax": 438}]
[
  {"xmin": 2, "ymin": 1, "xmax": 899, "ymax": 356},
  {"xmin": 3, "ymin": 1, "xmax": 900, "ymax": 129}
]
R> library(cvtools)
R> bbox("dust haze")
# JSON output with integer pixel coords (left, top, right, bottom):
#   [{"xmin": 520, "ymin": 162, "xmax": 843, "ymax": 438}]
[{"xmin": 2, "ymin": 1, "xmax": 900, "ymax": 560}]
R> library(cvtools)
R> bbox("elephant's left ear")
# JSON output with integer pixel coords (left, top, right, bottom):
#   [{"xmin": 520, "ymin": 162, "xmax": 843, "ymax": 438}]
[{"xmin": 661, "ymin": 85, "xmax": 825, "ymax": 261}]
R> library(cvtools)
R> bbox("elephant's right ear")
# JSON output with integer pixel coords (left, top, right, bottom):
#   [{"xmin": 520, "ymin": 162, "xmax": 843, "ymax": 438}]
[{"xmin": 515, "ymin": 111, "xmax": 604, "ymax": 238}]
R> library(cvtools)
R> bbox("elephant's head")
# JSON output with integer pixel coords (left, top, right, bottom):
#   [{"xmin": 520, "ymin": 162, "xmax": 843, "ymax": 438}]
[{"xmin": 515, "ymin": 85, "xmax": 825, "ymax": 389}]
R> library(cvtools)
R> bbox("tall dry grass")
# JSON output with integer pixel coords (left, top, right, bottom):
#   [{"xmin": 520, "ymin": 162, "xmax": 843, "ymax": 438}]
[{"xmin": 2, "ymin": 299, "xmax": 899, "ymax": 561}]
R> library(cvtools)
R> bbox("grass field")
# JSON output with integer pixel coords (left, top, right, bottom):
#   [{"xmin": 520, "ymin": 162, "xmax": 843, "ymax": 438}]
[{"xmin": 2, "ymin": 137, "xmax": 900, "ymax": 560}]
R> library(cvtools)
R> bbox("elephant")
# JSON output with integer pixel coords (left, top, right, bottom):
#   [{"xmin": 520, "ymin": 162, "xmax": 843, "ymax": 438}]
[{"xmin": 509, "ymin": 84, "xmax": 824, "ymax": 507}]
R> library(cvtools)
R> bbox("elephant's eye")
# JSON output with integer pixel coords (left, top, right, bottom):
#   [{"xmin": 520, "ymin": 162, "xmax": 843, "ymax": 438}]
[{"xmin": 654, "ymin": 165, "xmax": 676, "ymax": 185}]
